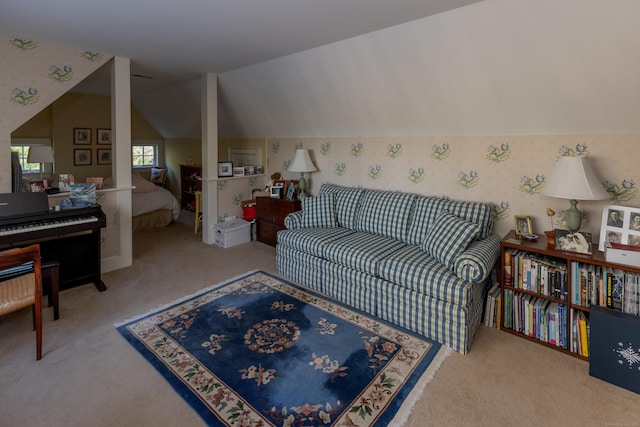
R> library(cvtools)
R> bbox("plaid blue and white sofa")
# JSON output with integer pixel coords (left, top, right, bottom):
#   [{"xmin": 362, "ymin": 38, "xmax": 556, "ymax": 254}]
[{"xmin": 276, "ymin": 183, "xmax": 500, "ymax": 354}]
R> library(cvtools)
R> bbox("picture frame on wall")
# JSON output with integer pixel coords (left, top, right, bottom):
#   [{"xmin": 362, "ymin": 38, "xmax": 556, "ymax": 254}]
[
  {"xmin": 97, "ymin": 128, "xmax": 112, "ymax": 144},
  {"xmin": 74, "ymin": 149, "xmax": 92, "ymax": 166},
  {"xmin": 97, "ymin": 149, "xmax": 111, "ymax": 165},
  {"xmin": 218, "ymin": 162, "xmax": 233, "ymax": 177},
  {"xmin": 74, "ymin": 128, "xmax": 91, "ymax": 145},
  {"xmin": 599, "ymin": 204, "xmax": 640, "ymax": 251}
]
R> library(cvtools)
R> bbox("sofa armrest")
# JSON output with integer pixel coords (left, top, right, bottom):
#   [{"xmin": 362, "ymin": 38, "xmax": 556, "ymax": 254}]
[
  {"xmin": 454, "ymin": 234, "xmax": 501, "ymax": 283},
  {"xmin": 284, "ymin": 211, "xmax": 304, "ymax": 230}
]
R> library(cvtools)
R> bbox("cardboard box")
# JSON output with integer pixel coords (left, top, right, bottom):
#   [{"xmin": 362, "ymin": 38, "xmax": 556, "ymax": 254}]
[
  {"xmin": 214, "ymin": 219, "xmax": 251, "ymax": 248},
  {"xmin": 605, "ymin": 244, "xmax": 640, "ymax": 268}
]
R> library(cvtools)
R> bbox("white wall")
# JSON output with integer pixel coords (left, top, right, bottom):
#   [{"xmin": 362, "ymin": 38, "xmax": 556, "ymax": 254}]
[{"xmin": 218, "ymin": 0, "xmax": 640, "ymax": 138}]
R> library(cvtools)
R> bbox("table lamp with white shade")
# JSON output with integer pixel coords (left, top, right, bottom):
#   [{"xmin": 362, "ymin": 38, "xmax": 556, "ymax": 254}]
[
  {"xmin": 288, "ymin": 148, "xmax": 317, "ymax": 199},
  {"xmin": 27, "ymin": 146, "xmax": 54, "ymax": 182},
  {"xmin": 541, "ymin": 156, "xmax": 609, "ymax": 232}
]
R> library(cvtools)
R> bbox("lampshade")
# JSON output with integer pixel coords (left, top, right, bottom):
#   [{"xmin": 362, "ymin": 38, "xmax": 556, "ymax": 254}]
[
  {"xmin": 288, "ymin": 149, "xmax": 317, "ymax": 173},
  {"xmin": 27, "ymin": 146, "xmax": 54, "ymax": 181},
  {"xmin": 542, "ymin": 156, "xmax": 608, "ymax": 233},
  {"xmin": 542, "ymin": 156, "xmax": 609, "ymax": 200},
  {"xmin": 27, "ymin": 146, "xmax": 54, "ymax": 164}
]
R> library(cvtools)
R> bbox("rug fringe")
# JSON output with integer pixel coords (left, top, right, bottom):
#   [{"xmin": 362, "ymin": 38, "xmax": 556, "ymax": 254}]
[
  {"xmin": 388, "ymin": 346, "xmax": 453, "ymax": 427},
  {"xmin": 113, "ymin": 269, "xmax": 260, "ymax": 327}
]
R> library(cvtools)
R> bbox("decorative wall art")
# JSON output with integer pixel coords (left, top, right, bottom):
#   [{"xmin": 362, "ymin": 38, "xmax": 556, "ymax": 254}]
[
  {"xmin": 74, "ymin": 128, "xmax": 91, "ymax": 145},
  {"xmin": 97, "ymin": 148, "xmax": 111, "ymax": 165},
  {"xmin": 74, "ymin": 149, "xmax": 91, "ymax": 165},
  {"xmin": 97, "ymin": 128, "xmax": 111, "ymax": 144}
]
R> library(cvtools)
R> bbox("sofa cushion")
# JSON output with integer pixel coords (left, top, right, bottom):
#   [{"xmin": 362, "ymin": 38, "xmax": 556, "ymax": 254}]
[
  {"xmin": 323, "ymin": 232, "xmax": 406, "ymax": 276},
  {"xmin": 318, "ymin": 184, "xmax": 364, "ymax": 229},
  {"xmin": 407, "ymin": 196, "xmax": 494, "ymax": 245},
  {"xmin": 277, "ymin": 227, "xmax": 355, "ymax": 258},
  {"xmin": 356, "ymin": 190, "xmax": 416, "ymax": 241},
  {"xmin": 301, "ymin": 194, "xmax": 337, "ymax": 228},
  {"xmin": 406, "ymin": 196, "xmax": 452, "ymax": 246},
  {"xmin": 446, "ymin": 199, "xmax": 494, "ymax": 239},
  {"xmin": 378, "ymin": 244, "xmax": 472, "ymax": 306},
  {"xmin": 422, "ymin": 211, "xmax": 479, "ymax": 270}
]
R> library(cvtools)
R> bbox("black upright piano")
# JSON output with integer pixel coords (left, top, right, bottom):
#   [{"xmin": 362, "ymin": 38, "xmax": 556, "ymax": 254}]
[{"xmin": 0, "ymin": 192, "xmax": 107, "ymax": 291}]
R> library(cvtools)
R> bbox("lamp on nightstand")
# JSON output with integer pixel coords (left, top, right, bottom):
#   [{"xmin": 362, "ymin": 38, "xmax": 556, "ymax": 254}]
[
  {"xmin": 27, "ymin": 146, "xmax": 54, "ymax": 182},
  {"xmin": 288, "ymin": 148, "xmax": 317, "ymax": 200},
  {"xmin": 542, "ymin": 156, "xmax": 609, "ymax": 232}
]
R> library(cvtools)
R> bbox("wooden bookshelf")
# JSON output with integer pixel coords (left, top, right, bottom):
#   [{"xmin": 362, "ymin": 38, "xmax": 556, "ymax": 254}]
[
  {"xmin": 180, "ymin": 164, "xmax": 202, "ymax": 211},
  {"xmin": 500, "ymin": 230, "xmax": 640, "ymax": 361}
]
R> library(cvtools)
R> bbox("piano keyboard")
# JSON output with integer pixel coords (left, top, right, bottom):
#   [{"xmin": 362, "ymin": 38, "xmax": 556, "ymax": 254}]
[{"xmin": 0, "ymin": 216, "xmax": 99, "ymax": 236}]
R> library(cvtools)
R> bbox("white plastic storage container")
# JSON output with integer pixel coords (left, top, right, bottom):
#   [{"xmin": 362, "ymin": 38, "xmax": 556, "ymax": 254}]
[{"xmin": 214, "ymin": 219, "xmax": 251, "ymax": 248}]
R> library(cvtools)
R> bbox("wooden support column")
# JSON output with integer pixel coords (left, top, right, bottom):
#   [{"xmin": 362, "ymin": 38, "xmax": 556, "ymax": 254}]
[{"xmin": 201, "ymin": 73, "xmax": 219, "ymax": 245}]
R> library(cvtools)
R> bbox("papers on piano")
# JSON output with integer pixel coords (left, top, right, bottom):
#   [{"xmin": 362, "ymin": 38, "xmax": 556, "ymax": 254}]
[{"xmin": 63, "ymin": 184, "xmax": 96, "ymax": 209}]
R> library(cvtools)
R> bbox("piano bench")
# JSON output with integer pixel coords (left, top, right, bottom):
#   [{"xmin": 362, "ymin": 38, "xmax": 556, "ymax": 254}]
[{"xmin": 41, "ymin": 261, "xmax": 60, "ymax": 320}]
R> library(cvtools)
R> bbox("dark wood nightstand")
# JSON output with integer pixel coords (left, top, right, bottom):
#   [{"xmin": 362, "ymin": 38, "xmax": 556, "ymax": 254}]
[{"xmin": 256, "ymin": 197, "xmax": 301, "ymax": 246}]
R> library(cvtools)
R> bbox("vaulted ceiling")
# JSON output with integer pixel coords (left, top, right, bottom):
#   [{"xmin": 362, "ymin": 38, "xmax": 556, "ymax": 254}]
[{"xmin": 1, "ymin": 0, "xmax": 483, "ymax": 138}]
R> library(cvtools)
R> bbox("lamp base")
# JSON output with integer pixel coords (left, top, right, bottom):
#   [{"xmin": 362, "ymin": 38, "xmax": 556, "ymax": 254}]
[
  {"xmin": 297, "ymin": 173, "xmax": 307, "ymax": 200},
  {"xmin": 566, "ymin": 199, "xmax": 582, "ymax": 232}
]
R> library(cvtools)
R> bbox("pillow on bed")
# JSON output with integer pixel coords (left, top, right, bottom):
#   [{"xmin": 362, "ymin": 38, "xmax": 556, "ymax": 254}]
[
  {"xmin": 150, "ymin": 167, "xmax": 168, "ymax": 186},
  {"xmin": 132, "ymin": 174, "xmax": 158, "ymax": 193}
]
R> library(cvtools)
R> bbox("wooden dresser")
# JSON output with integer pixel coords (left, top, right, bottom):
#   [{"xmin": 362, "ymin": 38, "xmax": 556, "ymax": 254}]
[{"xmin": 256, "ymin": 197, "xmax": 301, "ymax": 246}]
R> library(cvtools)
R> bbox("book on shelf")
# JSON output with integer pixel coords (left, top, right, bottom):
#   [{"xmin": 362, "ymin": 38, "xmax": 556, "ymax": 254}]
[
  {"xmin": 512, "ymin": 291, "xmax": 569, "ymax": 348},
  {"xmin": 577, "ymin": 310, "xmax": 589, "ymax": 357},
  {"xmin": 610, "ymin": 269, "xmax": 625, "ymax": 311},
  {"xmin": 504, "ymin": 248, "xmax": 567, "ymax": 300},
  {"xmin": 483, "ymin": 282, "xmax": 502, "ymax": 329}
]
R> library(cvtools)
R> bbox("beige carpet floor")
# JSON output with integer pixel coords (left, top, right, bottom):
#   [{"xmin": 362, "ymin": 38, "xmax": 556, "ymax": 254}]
[{"xmin": 1, "ymin": 211, "xmax": 639, "ymax": 426}]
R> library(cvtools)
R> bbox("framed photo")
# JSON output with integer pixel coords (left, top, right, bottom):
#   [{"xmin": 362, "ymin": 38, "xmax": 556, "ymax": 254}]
[
  {"xmin": 255, "ymin": 166, "xmax": 264, "ymax": 175},
  {"xmin": 599, "ymin": 205, "xmax": 640, "ymax": 251},
  {"xmin": 97, "ymin": 149, "xmax": 111, "ymax": 165},
  {"xmin": 270, "ymin": 186, "xmax": 282, "ymax": 198},
  {"xmin": 286, "ymin": 182, "xmax": 297, "ymax": 200},
  {"xmin": 97, "ymin": 128, "xmax": 111, "ymax": 144},
  {"xmin": 273, "ymin": 179, "xmax": 287, "ymax": 197},
  {"xmin": 85, "ymin": 177, "xmax": 104, "ymax": 190},
  {"xmin": 243, "ymin": 165, "xmax": 255, "ymax": 175},
  {"xmin": 555, "ymin": 229, "xmax": 593, "ymax": 255},
  {"xmin": 74, "ymin": 128, "xmax": 91, "ymax": 145},
  {"xmin": 514, "ymin": 215, "xmax": 533, "ymax": 237},
  {"xmin": 218, "ymin": 162, "xmax": 233, "ymax": 178},
  {"xmin": 30, "ymin": 180, "xmax": 46, "ymax": 192},
  {"xmin": 58, "ymin": 174, "xmax": 74, "ymax": 191},
  {"xmin": 233, "ymin": 166, "xmax": 245, "ymax": 177},
  {"xmin": 74, "ymin": 149, "xmax": 91, "ymax": 166}
]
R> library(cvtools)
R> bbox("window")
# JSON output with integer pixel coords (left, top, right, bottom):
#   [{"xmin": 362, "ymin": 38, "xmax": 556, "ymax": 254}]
[
  {"xmin": 132, "ymin": 144, "xmax": 158, "ymax": 168},
  {"xmin": 10, "ymin": 140, "xmax": 52, "ymax": 174}
]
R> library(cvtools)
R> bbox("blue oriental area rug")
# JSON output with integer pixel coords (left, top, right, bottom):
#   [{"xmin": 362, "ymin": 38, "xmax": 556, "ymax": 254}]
[{"xmin": 116, "ymin": 271, "xmax": 450, "ymax": 426}]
